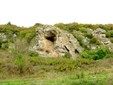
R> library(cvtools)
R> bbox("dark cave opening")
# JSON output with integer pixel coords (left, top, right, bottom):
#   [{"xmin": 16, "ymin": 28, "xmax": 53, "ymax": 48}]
[
  {"xmin": 45, "ymin": 31, "xmax": 57, "ymax": 43},
  {"xmin": 46, "ymin": 36, "xmax": 56, "ymax": 42}
]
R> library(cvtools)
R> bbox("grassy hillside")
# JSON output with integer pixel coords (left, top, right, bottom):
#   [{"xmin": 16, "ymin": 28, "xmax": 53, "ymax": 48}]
[
  {"xmin": 0, "ymin": 57, "xmax": 113, "ymax": 85},
  {"xmin": 0, "ymin": 22, "xmax": 113, "ymax": 85}
]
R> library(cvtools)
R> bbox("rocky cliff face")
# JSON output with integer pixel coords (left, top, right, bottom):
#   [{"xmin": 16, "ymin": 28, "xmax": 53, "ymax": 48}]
[{"xmin": 29, "ymin": 25, "xmax": 83, "ymax": 59}]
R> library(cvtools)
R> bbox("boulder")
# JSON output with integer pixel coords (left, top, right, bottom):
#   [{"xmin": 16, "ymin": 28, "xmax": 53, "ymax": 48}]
[
  {"xmin": 92, "ymin": 28, "xmax": 111, "ymax": 45},
  {"xmin": 29, "ymin": 25, "xmax": 83, "ymax": 59},
  {"xmin": 93, "ymin": 28, "xmax": 106, "ymax": 34},
  {"xmin": 0, "ymin": 33, "xmax": 7, "ymax": 42}
]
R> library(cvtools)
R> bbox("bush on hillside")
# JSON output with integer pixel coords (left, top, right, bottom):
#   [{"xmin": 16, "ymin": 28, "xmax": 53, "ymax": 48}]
[
  {"xmin": 90, "ymin": 37, "xmax": 100, "ymax": 45},
  {"xmin": 106, "ymin": 31, "xmax": 113, "ymax": 38},
  {"xmin": 80, "ymin": 47, "xmax": 108, "ymax": 60}
]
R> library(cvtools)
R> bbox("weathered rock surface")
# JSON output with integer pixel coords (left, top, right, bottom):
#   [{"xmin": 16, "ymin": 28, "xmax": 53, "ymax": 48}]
[
  {"xmin": 92, "ymin": 28, "xmax": 110, "ymax": 45},
  {"xmin": 0, "ymin": 33, "xmax": 7, "ymax": 42},
  {"xmin": 29, "ymin": 25, "xmax": 83, "ymax": 59},
  {"xmin": 92, "ymin": 28, "xmax": 113, "ymax": 51}
]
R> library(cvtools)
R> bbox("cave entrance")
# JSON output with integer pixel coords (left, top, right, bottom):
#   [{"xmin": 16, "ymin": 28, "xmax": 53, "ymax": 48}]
[
  {"xmin": 44, "ymin": 31, "xmax": 57, "ymax": 54},
  {"xmin": 45, "ymin": 31, "xmax": 57, "ymax": 43},
  {"xmin": 45, "ymin": 36, "xmax": 56, "ymax": 43}
]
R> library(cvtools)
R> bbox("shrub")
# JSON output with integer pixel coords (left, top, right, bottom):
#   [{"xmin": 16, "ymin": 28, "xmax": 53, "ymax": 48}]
[
  {"xmin": 14, "ymin": 53, "xmax": 32, "ymax": 75},
  {"xmin": 74, "ymin": 35, "xmax": 83, "ymax": 46},
  {"xmin": 75, "ymin": 71, "xmax": 85, "ymax": 79},
  {"xmin": 80, "ymin": 48, "xmax": 107, "ymax": 60},
  {"xmin": 19, "ymin": 28, "xmax": 36, "ymax": 43},
  {"xmin": 105, "ymin": 53, "xmax": 113, "ymax": 58},
  {"xmin": 78, "ymin": 27, "xmax": 87, "ymax": 33},
  {"xmin": 29, "ymin": 51, "xmax": 39, "ymax": 57},
  {"xmin": 109, "ymin": 38, "xmax": 113, "ymax": 43},
  {"xmin": 54, "ymin": 23, "xmax": 75, "ymax": 33},
  {"xmin": 84, "ymin": 33, "xmax": 93, "ymax": 39},
  {"xmin": 106, "ymin": 31, "xmax": 113, "ymax": 37},
  {"xmin": 90, "ymin": 37, "xmax": 100, "ymax": 45},
  {"xmin": 63, "ymin": 53, "xmax": 71, "ymax": 58},
  {"xmin": 15, "ymin": 53, "xmax": 26, "ymax": 74},
  {"xmin": 1, "ymin": 43, "xmax": 8, "ymax": 50}
]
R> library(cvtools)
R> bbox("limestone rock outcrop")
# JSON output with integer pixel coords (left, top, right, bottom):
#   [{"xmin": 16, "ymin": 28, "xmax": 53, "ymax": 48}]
[
  {"xmin": 29, "ymin": 25, "xmax": 83, "ymax": 59},
  {"xmin": 0, "ymin": 33, "xmax": 7, "ymax": 42},
  {"xmin": 92, "ymin": 28, "xmax": 110, "ymax": 45}
]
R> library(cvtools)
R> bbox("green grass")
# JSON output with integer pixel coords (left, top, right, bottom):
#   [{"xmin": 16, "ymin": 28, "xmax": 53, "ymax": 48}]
[
  {"xmin": 0, "ymin": 71, "xmax": 112, "ymax": 85},
  {"xmin": 0, "ymin": 47, "xmax": 113, "ymax": 85},
  {"xmin": 0, "ymin": 57, "xmax": 113, "ymax": 85}
]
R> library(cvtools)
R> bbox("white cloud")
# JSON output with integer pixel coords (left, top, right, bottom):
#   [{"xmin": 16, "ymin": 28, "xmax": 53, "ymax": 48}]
[{"xmin": 0, "ymin": 0, "xmax": 113, "ymax": 27}]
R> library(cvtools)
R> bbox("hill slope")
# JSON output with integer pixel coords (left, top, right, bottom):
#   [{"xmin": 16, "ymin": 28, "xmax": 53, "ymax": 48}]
[{"xmin": 0, "ymin": 22, "xmax": 113, "ymax": 84}]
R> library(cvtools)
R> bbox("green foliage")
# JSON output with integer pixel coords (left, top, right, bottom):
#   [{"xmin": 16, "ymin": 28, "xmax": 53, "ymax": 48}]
[
  {"xmin": 1, "ymin": 43, "xmax": 9, "ymax": 50},
  {"xmin": 90, "ymin": 37, "xmax": 100, "ymax": 45},
  {"xmin": 0, "ymin": 24, "xmax": 23, "ymax": 34},
  {"xmin": 15, "ymin": 53, "xmax": 27, "ymax": 74},
  {"xmin": 109, "ymin": 38, "xmax": 113, "ymax": 43},
  {"xmin": 78, "ymin": 27, "xmax": 87, "ymax": 33},
  {"xmin": 0, "ymin": 39, "xmax": 9, "ymax": 49},
  {"xmin": 54, "ymin": 23, "xmax": 67, "ymax": 30},
  {"xmin": 105, "ymin": 24, "xmax": 113, "ymax": 30},
  {"xmin": 75, "ymin": 71, "xmax": 85, "ymax": 79},
  {"xmin": 63, "ymin": 53, "xmax": 71, "ymax": 58},
  {"xmin": 28, "ymin": 51, "xmax": 39, "ymax": 57},
  {"xmin": 55, "ymin": 23, "xmax": 75, "ymax": 33},
  {"xmin": 74, "ymin": 35, "xmax": 88, "ymax": 48},
  {"xmin": 80, "ymin": 48, "xmax": 107, "ymax": 60},
  {"xmin": 74, "ymin": 35, "xmax": 83, "ymax": 46},
  {"xmin": 7, "ymin": 22, "xmax": 12, "ymax": 25},
  {"xmin": 84, "ymin": 33, "xmax": 93, "ymax": 39},
  {"xmin": 14, "ymin": 53, "xmax": 32, "ymax": 75},
  {"xmin": 19, "ymin": 28, "xmax": 36, "ymax": 43},
  {"xmin": 105, "ymin": 53, "xmax": 113, "ymax": 58},
  {"xmin": 106, "ymin": 30, "xmax": 113, "ymax": 37},
  {"xmin": 29, "ymin": 57, "xmax": 93, "ymax": 72},
  {"xmin": 15, "ymin": 54, "xmax": 24, "ymax": 66}
]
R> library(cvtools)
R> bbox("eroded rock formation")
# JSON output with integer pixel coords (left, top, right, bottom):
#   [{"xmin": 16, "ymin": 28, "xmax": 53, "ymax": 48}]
[{"xmin": 29, "ymin": 25, "xmax": 83, "ymax": 59}]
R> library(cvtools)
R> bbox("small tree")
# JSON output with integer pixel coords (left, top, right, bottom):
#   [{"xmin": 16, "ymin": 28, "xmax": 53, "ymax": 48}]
[{"xmin": 7, "ymin": 22, "xmax": 12, "ymax": 25}]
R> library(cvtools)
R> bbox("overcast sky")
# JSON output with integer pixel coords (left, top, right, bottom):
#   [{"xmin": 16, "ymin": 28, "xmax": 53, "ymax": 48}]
[{"xmin": 0, "ymin": 0, "xmax": 113, "ymax": 27}]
